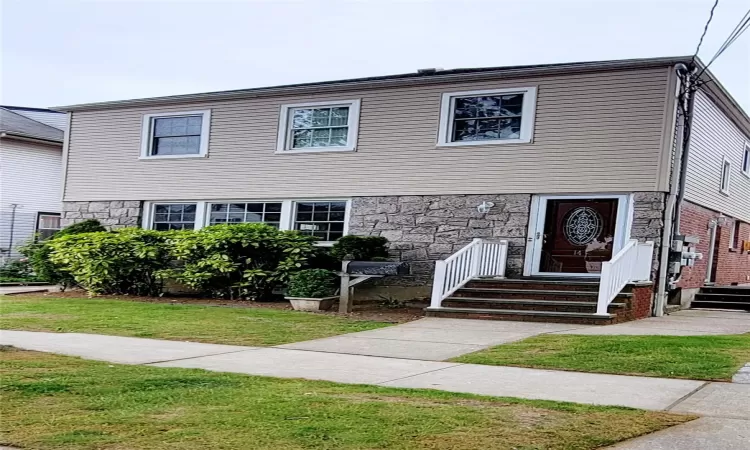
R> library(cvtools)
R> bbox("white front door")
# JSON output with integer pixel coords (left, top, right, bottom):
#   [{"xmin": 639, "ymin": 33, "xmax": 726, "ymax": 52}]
[{"xmin": 524, "ymin": 194, "xmax": 633, "ymax": 277}]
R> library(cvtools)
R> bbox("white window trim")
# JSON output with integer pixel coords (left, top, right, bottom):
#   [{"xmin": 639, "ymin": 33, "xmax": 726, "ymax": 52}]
[
  {"xmin": 139, "ymin": 110, "xmax": 212, "ymax": 160},
  {"xmin": 720, "ymin": 156, "xmax": 731, "ymax": 196},
  {"xmin": 276, "ymin": 99, "xmax": 361, "ymax": 153},
  {"xmin": 742, "ymin": 142, "xmax": 750, "ymax": 179},
  {"xmin": 143, "ymin": 199, "xmax": 351, "ymax": 246},
  {"xmin": 437, "ymin": 86, "xmax": 538, "ymax": 147},
  {"xmin": 728, "ymin": 219, "xmax": 737, "ymax": 250}
]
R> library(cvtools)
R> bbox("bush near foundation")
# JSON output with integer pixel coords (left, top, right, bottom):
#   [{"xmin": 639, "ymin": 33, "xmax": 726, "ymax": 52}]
[
  {"xmin": 47, "ymin": 228, "xmax": 172, "ymax": 296},
  {"xmin": 165, "ymin": 223, "xmax": 318, "ymax": 300},
  {"xmin": 19, "ymin": 219, "xmax": 107, "ymax": 288}
]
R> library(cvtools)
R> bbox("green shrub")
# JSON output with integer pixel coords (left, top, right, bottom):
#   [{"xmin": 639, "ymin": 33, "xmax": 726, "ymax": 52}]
[
  {"xmin": 0, "ymin": 259, "xmax": 38, "ymax": 283},
  {"xmin": 56, "ymin": 219, "xmax": 107, "ymax": 236},
  {"xmin": 287, "ymin": 269, "xmax": 338, "ymax": 298},
  {"xmin": 19, "ymin": 219, "xmax": 107, "ymax": 288},
  {"xmin": 329, "ymin": 236, "xmax": 389, "ymax": 262},
  {"xmin": 47, "ymin": 228, "xmax": 172, "ymax": 296},
  {"xmin": 306, "ymin": 247, "xmax": 340, "ymax": 271},
  {"xmin": 166, "ymin": 223, "xmax": 318, "ymax": 300}
]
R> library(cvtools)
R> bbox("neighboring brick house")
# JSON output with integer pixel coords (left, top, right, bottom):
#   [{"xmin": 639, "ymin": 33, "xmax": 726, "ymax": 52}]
[{"xmin": 54, "ymin": 56, "xmax": 749, "ymax": 317}]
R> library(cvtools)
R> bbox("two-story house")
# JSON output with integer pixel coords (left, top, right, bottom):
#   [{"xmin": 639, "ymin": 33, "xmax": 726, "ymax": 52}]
[
  {"xmin": 55, "ymin": 56, "xmax": 749, "ymax": 321},
  {"xmin": 0, "ymin": 106, "xmax": 66, "ymax": 262}
]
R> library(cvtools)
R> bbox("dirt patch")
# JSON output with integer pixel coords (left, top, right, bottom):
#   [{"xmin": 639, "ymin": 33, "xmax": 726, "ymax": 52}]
[{"xmin": 12, "ymin": 291, "xmax": 425, "ymax": 324}]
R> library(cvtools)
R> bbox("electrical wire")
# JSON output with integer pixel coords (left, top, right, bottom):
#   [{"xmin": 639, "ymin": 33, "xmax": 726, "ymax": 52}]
[
  {"xmin": 692, "ymin": 0, "xmax": 721, "ymax": 65},
  {"xmin": 697, "ymin": 7, "xmax": 750, "ymax": 78}
]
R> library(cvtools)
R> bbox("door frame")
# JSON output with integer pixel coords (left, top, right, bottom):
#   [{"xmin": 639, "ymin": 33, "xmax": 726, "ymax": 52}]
[{"xmin": 522, "ymin": 193, "xmax": 634, "ymax": 277}]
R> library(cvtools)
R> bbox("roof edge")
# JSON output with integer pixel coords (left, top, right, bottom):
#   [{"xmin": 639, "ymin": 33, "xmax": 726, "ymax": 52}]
[
  {"xmin": 0, "ymin": 132, "xmax": 64, "ymax": 145},
  {"xmin": 55, "ymin": 56, "xmax": 692, "ymax": 111}
]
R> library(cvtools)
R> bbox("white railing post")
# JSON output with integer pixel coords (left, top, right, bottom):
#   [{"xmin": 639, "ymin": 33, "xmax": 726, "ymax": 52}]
[
  {"xmin": 596, "ymin": 262, "xmax": 613, "ymax": 315},
  {"xmin": 430, "ymin": 260, "xmax": 447, "ymax": 308},
  {"xmin": 470, "ymin": 238, "xmax": 483, "ymax": 278},
  {"xmin": 428, "ymin": 238, "xmax": 509, "ymax": 310}
]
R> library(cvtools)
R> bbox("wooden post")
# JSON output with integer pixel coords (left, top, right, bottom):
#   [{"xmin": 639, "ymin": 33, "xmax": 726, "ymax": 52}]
[{"xmin": 338, "ymin": 261, "xmax": 352, "ymax": 313}]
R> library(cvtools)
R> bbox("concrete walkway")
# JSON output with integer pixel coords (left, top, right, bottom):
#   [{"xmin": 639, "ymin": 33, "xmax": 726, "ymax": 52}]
[
  {"xmin": 3, "ymin": 329, "xmax": 749, "ymax": 417},
  {"xmin": 0, "ymin": 285, "xmax": 58, "ymax": 295},
  {"xmin": 274, "ymin": 309, "xmax": 750, "ymax": 361},
  {"xmin": 278, "ymin": 317, "xmax": 589, "ymax": 360}
]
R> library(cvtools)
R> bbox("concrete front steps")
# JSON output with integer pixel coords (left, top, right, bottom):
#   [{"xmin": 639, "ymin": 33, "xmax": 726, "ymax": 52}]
[
  {"xmin": 692, "ymin": 286, "xmax": 750, "ymax": 311},
  {"xmin": 425, "ymin": 277, "xmax": 641, "ymax": 325}
]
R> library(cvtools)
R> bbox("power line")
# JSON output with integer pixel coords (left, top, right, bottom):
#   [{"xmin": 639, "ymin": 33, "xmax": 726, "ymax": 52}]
[
  {"xmin": 692, "ymin": 0, "xmax": 720, "ymax": 64},
  {"xmin": 697, "ymin": 7, "xmax": 750, "ymax": 77}
]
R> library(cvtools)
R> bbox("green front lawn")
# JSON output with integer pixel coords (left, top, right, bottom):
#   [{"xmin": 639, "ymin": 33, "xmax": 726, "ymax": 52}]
[
  {"xmin": 452, "ymin": 334, "xmax": 750, "ymax": 381},
  {"xmin": 0, "ymin": 296, "xmax": 390, "ymax": 346},
  {"xmin": 0, "ymin": 347, "xmax": 692, "ymax": 450}
]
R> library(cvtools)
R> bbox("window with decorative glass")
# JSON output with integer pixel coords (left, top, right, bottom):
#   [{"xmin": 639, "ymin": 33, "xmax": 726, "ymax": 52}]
[
  {"xmin": 151, "ymin": 204, "xmax": 197, "ymax": 230},
  {"xmin": 208, "ymin": 202, "xmax": 283, "ymax": 227},
  {"xmin": 293, "ymin": 201, "xmax": 347, "ymax": 241}
]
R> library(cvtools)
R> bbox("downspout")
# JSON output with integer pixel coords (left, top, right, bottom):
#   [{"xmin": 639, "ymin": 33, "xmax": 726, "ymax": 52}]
[{"xmin": 654, "ymin": 63, "xmax": 696, "ymax": 316}]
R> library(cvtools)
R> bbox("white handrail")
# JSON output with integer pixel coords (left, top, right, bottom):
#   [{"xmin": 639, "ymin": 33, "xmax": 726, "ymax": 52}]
[
  {"xmin": 430, "ymin": 239, "xmax": 509, "ymax": 309},
  {"xmin": 596, "ymin": 239, "xmax": 654, "ymax": 315}
]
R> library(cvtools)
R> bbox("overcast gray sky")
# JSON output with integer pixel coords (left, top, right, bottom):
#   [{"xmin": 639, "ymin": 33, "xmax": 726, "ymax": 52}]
[{"xmin": 1, "ymin": 0, "xmax": 748, "ymax": 110}]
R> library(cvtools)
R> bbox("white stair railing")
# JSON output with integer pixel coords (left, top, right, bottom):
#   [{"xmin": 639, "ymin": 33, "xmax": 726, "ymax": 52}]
[
  {"xmin": 596, "ymin": 240, "xmax": 654, "ymax": 315},
  {"xmin": 430, "ymin": 239, "xmax": 509, "ymax": 309}
]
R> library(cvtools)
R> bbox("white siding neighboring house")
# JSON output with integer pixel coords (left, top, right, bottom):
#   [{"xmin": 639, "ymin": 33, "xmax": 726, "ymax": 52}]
[{"xmin": 0, "ymin": 107, "xmax": 66, "ymax": 261}]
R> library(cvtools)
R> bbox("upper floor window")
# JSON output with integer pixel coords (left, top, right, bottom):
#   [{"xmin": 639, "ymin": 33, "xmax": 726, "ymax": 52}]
[
  {"xmin": 140, "ymin": 110, "xmax": 211, "ymax": 159},
  {"xmin": 437, "ymin": 87, "xmax": 537, "ymax": 146},
  {"xmin": 742, "ymin": 143, "xmax": 750, "ymax": 177},
  {"xmin": 276, "ymin": 100, "xmax": 361, "ymax": 153},
  {"xmin": 208, "ymin": 202, "xmax": 282, "ymax": 227},
  {"xmin": 720, "ymin": 157, "xmax": 731, "ymax": 195},
  {"xmin": 36, "ymin": 213, "xmax": 61, "ymax": 240}
]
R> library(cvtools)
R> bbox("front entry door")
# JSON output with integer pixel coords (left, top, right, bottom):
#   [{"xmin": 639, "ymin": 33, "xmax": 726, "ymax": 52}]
[{"xmin": 528, "ymin": 196, "xmax": 630, "ymax": 276}]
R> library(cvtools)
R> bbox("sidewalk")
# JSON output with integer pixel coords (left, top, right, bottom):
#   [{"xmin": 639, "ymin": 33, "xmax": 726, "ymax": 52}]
[{"xmin": 3, "ymin": 329, "xmax": 748, "ymax": 418}]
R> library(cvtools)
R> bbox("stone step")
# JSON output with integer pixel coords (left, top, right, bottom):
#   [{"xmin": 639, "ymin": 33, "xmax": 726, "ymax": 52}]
[
  {"xmin": 700, "ymin": 286, "xmax": 750, "ymax": 296},
  {"xmin": 691, "ymin": 301, "xmax": 750, "ymax": 311},
  {"xmin": 442, "ymin": 297, "xmax": 626, "ymax": 313},
  {"xmin": 467, "ymin": 278, "xmax": 600, "ymax": 292},
  {"xmin": 453, "ymin": 287, "xmax": 632, "ymax": 302},
  {"xmin": 694, "ymin": 293, "xmax": 750, "ymax": 303},
  {"xmin": 425, "ymin": 307, "xmax": 617, "ymax": 325}
]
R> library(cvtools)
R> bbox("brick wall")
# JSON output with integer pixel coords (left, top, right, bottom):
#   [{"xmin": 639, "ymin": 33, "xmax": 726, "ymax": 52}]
[{"xmin": 678, "ymin": 201, "xmax": 750, "ymax": 288}]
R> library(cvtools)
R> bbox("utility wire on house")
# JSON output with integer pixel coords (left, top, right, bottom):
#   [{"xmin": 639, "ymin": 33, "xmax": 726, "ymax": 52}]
[
  {"xmin": 692, "ymin": 0, "xmax": 720, "ymax": 66},
  {"xmin": 697, "ymin": 7, "xmax": 750, "ymax": 77}
]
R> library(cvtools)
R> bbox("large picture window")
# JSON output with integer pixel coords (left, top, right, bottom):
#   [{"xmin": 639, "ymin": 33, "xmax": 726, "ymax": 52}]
[
  {"xmin": 437, "ymin": 87, "xmax": 537, "ymax": 146},
  {"xmin": 140, "ymin": 110, "xmax": 211, "ymax": 159},
  {"xmin": 277, "ymin": 100, "xmax": 360, "ymax": 153},
  {"xmin": 144, "ymin": 199, "xmax": 349, "ymax": 244}
]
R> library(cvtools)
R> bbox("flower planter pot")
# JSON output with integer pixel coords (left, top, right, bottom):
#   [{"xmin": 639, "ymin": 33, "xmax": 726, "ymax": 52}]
[{"xmin": 286, "ymin": 296, "xmax": 338, "ymax": 312}]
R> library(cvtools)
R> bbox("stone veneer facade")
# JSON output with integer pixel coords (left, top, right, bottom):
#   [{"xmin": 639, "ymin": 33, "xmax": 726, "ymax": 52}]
[
  {"xmin": 62, "ymin": 201, "xmax": 142, "ymax": 228},
  {"xmin": 61, "ymin": 192, "xmax": 666, "ymax": 283},
  {"xmin": 348, "ymin": 192, "xmax": 666, "ymax": 281}
]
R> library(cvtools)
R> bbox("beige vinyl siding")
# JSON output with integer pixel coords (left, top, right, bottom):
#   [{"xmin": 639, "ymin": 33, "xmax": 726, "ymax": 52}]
[
  {"xmin": 684, "ymin": 90, "xmax": 750, "ymax": 223},
  {"xmin": 64, "ymin": 67, "xmax": 672, "ymax": 201}
]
